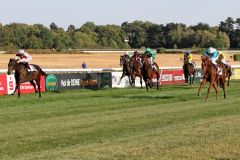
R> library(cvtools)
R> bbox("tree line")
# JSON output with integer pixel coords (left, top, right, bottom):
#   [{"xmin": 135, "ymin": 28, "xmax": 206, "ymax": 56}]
[{"xmin": 0, "ymin": 17, "xmax": 240, "ymax": 50}]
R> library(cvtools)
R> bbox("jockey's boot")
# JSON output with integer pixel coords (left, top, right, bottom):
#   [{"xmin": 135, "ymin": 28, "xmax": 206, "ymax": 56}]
[{"xmin": 25, "ymin": 63, "xmax": 31, "ymax": 72}]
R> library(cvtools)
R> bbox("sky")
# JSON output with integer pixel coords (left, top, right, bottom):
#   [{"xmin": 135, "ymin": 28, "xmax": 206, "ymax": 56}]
[{"xmin": 0, "ymin": 0, "xmax": 240, "ymax": 29}]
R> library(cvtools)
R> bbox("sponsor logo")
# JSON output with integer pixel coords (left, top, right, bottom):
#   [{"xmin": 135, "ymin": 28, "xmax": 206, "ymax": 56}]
[{"xmin": 46, "ymin": 74, "xmax": 57, "ymax": 91}]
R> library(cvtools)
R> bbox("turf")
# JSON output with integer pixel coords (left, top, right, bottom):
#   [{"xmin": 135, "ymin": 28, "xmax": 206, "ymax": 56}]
[{"xmin": 0, "ymin": 81, "xmax": 239, "ymax": 160}]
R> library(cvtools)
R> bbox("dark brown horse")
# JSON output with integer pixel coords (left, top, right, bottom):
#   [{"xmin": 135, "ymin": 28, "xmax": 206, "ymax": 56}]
[
  {"xmin": 141, "ymin": 54, "xmax": 160, "ymax": 91},
  {"xmin": 197, "ymin": 56, "xmax": 226, "ymax": 100},
  {"xmin": 119, "ymin": 55, "xmax": 133, "ymax": 86},
  {"xmin": 218, "ymin": 54, "xmax": 232, "ymax": 86},
  {"xmin": 183, "ymin": 55, "xmax": 196, "ymax": 86},
  {"xmin": 7, "ymin": 58, "xmax": 46, "ymax": 98},
  {"xmin": 129, "ymin": 54, "xmax": 143, "ymax": 88}
]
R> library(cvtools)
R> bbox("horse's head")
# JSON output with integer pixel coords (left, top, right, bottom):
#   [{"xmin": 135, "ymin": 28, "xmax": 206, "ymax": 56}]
[
  {"xmin": 120, "ymin": 55, "xmax": 128, "ymax": 66},
  {"xmin": 7, "ymin": 58, "xmax": 18, "ymax": 75},
  {"xmin": 141, "ymin": 54, "xmax": 148, "ymax": 64},
  {"xmin": 183, "ymin": 55, "xmax": 189, "ymax": 64},
  {"xmin": 201, "ymin": 55, "xmax": 211, "ymax": 77}
]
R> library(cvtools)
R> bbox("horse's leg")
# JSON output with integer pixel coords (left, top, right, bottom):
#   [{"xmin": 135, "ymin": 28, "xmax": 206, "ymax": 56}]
[
  {"xmin": 212, "ymin": 81, "xmax": 219, "ymax": 99},
  {"xmin": 144, "ymin": 78, "xmax": 148, "ymax": 91},
  {"xmin": 184, "ymin": 73, "xmax": 188, "ymax": 86},
  {"xmin": 35, "ymin": 78, "xmax": 41, "ymax": 98},
  {"xmin": 206, "ymin": 81, "xmax": 214, "ymax": 100},
  {"xmin": 156, "ymin": 72, "xmax": 160, "ymax": 90},
  {"xmin": 220, "ymin": 76, "xmax": 226, "ymax": 99},
  {"xmin": 227, "ymin": 75, "xmax": 230, "ymax": 86},
  {"xmin": 131, "ymin": 74, "xmax": 136, "ymax": 87},
  {"xmin": 189, "ymin": 75, "xmax": 192, "ymax": 86},
  {"xmin": 12, "ymin": 83, "xmax": 18, "ymax": 95},
  {"xmin": 17, "ymin": 81, "xmax": 21, "ymax": 99},
  {"xmin": 30, "ymin": 80, "xmax": 37, "ymax": 93},
  {"xmin": 192, "ymin": 71, "xmax": 196, "ymax": 87},
  {"xmin": 118, "ymin": 74, "xmax": 125, "ymax": 85},
  {"xmin": 198, "ymin": 79, "xmax": 206, "ymax": 96},
  {"xmin": 140, "ymin": 76, "xmax": 143, "ymax": 88}
]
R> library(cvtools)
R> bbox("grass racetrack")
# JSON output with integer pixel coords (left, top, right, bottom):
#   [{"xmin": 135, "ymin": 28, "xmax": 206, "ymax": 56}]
[{"xmin": 0, "ymin": 81, "xmax": 240, "ymax": 160}]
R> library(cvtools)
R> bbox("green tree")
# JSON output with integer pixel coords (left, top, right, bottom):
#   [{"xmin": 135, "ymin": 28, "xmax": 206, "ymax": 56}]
[
  {"xmin": 95, "ymin": 25, "xmax": 127, "ymax": 48},
  {"xmin": 122, "ymin": 21, "xmax": 146, "ymax": 48},
  {"xmin": 50, "ymin": 22, "xmax": 58, "ymax": 30},
  {"xmin": 213, "ymin": 32, "xmax": 230, "ymax": 49},
  {"xmin": 73, "ymin": 31, "xmax": 97, "ymax": 48},
  {"xmin": 192, "ymin": 30, "xmax": 216, "ymax": 48},
  {"xmin": 52, "ymin": 28, "xmax": 73, "ymax": 51},
  {"xmin": 145, "ymin": 24, "xmax": 165, "ymax": 48}
]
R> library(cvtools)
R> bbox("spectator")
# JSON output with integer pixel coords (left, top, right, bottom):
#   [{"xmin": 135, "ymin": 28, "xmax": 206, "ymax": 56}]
[{"xmin": 82, "ymin": 61, "xmax": 87, "ymax": 69}]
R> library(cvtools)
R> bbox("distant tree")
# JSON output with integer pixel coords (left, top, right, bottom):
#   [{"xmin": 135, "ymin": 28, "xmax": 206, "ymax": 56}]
[
  {"xmin": 219, "ymin": 17, "xmax": 235, "ymax": 47},
  {"xmin": 191, "ymin": 23, "xmax": 210, "ymax": 31},
  {"xmin": 67, "ymin": 24, "xmax": 76, "ymax": 32},
  {"xmin": 145, "ymin": 24, "xmax": 165, "ymax": 48},
  {"xmin": 79, "ymin": 22, "xmax": 96, "ymax": 34},
  {"xmin": 213, "ymin": 31, "xmax": 230, "ymax": 49},
  {"xmin": 121, "ymin": 21, "xmax": 146, "ymax": 48},
  {"xmin": 95, "ymin": 25, "xmax": 127, "ymax": 48},
  {"xmin": 50, "ymin": 22, "xmax": 58, "ymax": 30},
  {"xmin": 192, "ymin": 30, "xmax": 216, "ymax": 48},
  {"xmin": 73, "ymin": 31, "xmax": 97, "ymax": 48},
  {"xmin": 236, "ymin": 18, "xmax": 240, "ymax": 29},
  {"xmin": 52, "ymin": 28, "xmax": 73, "ymax": 51}
]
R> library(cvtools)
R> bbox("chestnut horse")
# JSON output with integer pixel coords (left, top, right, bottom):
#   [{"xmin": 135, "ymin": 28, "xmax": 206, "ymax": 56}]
[
  {"xmin": 129, "ymin": 54, "xmax": 143, "ymax": 88},
  {"xmin": 141, "ymin": 54, "xmax": 160, "ymax": 91},
  {"xmin": 197, "ymin": 56, "xmax": 226, "ymax": 100},
  {"xmin": 183, "ymin": 55, "xmax": 196, "ymax": 86},
  {"xmin": 7, "ymin": 58, "xmax": 46, "ymax": 98}
]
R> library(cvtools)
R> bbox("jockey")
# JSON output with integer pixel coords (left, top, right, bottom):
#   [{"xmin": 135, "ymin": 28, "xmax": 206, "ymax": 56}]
[
  {"xmin": 123, "ymin": 51, "xmax": 131, "ymax": 61},
  {"xmin": 218, "ymin": 51, "xmax": 229, "ymax": 67},
  {"xmin": 204, "ymin": 47, "xmax": 219, "ymax": 65},
  {"xmin": 204, "ymin": 47, "xmax": 222, "ymax": 73},
  {"xmin": 133, "ymin": 50, "xmax": 143, "ymax": 67},
  {"xmin": 133, "ymin": 51, "xmax": 141, "ymax": 61},
  {"xmin": 144, "ymin": 48, "xmax": 156, "ymax": 69},
  {"xmin": 14, "ymin": 49, "xmax": 34, "ymax": 72},
  {"xmin": 184, "ymin": 50, "xmax": 196, "ymax": 67}
]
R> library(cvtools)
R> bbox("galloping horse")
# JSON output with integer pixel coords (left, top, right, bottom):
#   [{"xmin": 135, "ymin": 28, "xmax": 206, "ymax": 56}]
[
  {"xmin": 7, "ymin": 58, "xmax": 46, "ymax": 98},
  {"xmin": 141, "ymin": 54, "xmax": 160, "ymax": 91},
  {"xmin": 129, "ymin": 54, "xmax": 143, "ymax": 88},
  {"xmin": 218, "ymin": 54, "xmax": 232, "ymax": 86},
  {"xmin": 183, "ymin": 55, "xmax": 196, "ymax": 86},
  {"xmin": 119, "ymin": 55, "xmax": 132, "ymax": 86},
  {"xmin": 197, "ymin": 56, "xmax": 226, "ymax": 100}
]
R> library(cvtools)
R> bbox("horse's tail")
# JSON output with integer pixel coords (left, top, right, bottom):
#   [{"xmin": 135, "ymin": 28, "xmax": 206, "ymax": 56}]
[{"xmin": 40, "ymin": 69, "xmax": 47, "ymax": 76}]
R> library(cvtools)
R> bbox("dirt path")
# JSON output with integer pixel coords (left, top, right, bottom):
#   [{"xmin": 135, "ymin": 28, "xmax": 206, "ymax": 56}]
[{"xmin": 0, "ymin": 52, "xmax": 238, "ymax": 69}]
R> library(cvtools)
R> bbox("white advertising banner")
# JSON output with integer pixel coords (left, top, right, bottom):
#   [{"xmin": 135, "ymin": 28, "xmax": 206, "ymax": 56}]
[{"xmin": 111, "ymin": 72, "xmax": 145, "ymax": 88}]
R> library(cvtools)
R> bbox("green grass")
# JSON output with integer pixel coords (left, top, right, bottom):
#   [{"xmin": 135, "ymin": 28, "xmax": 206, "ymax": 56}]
[{"xmin": 0, "ymin": 81, "xmax": 240, "ymax": 160}]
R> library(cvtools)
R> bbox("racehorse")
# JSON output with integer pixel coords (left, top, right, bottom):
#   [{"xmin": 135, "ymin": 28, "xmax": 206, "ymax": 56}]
[
  {"xmin": 218, "ymin": 54, "xmax": 232, "ymax": 86},
  {"xmin": 119, "ymin": 55, "xmax": 133, "ymax": 86},
  {"xmin": 197, "ymin": 56, "xmax": 226, "ymax": 100},
  {"xmin": 129, "ymin": 54, "xmax": 143, "ymax": 88},
  {"xmin": 141, "ymin": 54, "xmax": 160, "ymax": 91},
  {"xmin": 7, "ymin": 58, "xmax": 46, "ymax": 98},
  {"xmin": 183, "ymin": 55, "xmax": 196, "ymax": 86},
  {"xmin": 226, "ymin": 65, "xmax": 232, "ymax": 86}
]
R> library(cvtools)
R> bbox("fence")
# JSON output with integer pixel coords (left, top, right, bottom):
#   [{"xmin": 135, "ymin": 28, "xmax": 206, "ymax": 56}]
[{"xmin": 1, "ymin": 65, "xmax": 240, "ymax": 96}]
